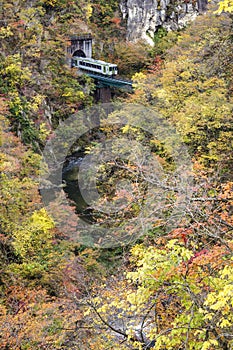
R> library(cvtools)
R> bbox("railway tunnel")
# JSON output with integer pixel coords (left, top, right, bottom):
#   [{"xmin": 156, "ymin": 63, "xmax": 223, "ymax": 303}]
[{"xmin": 72, "ymin": 49, "xmax": 86, "ymax": 58}]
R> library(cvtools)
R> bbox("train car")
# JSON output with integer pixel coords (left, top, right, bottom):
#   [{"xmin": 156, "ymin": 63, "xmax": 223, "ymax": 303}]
[{"xmin": 72, "ymin": 57, "xmax": 118, "ymax": 76}]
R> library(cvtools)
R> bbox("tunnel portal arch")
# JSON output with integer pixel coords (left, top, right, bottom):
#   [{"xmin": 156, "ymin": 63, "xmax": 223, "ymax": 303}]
[{"xmin": 73, "ymin": 49, "xmax": 86, "ymax": 57}]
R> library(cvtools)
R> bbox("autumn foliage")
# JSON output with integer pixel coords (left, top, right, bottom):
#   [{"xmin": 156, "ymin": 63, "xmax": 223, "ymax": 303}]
[{"xmin": 0, "ymin": 1, "xmax": 233, "ymax": 350}]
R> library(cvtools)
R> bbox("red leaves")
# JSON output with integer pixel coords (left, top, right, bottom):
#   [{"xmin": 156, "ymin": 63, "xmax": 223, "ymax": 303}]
[
  {"xmin": 187, "ymin": 248, "xmax": 209, "ymax": 265},
  {"xmin": 169, "ymin": 227, "xmax": 193, "ymax": 245}
]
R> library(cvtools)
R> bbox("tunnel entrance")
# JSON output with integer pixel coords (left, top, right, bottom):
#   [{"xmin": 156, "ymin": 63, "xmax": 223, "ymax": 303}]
[{"xmin": 73, "ymin": 49, "xmax": 86, "ymax": 57}]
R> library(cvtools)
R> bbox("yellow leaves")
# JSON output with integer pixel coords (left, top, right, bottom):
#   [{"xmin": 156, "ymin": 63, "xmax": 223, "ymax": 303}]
[
  {"xmin": 39, "ymin": 122, "xmax": 50, "ymax": 142},
  {"xmin": 132, "ymin": 72, "xmax": 147, "ymax": 91},
  {"xmin": 85, "ymin": 4, "xmax": 93, "ymax": 20},
  {"xmin": 12, "ymin": 208, "xmax": 54, "ymax": 259},
  {"xmin": 203, "ymin": 312, "xmax": 215, "ymax": 321},
  {"xmin": 167, "ymin": 239, "xmax": 193, "ymax": 261},
  {"xmin": 179, "ymin": 70, "xmax": 192, "ymax": 81},
  {"xmin": 61, "ymin": 87, "xmax": 85, "ymax": 102},
  {"xmin": 83, "ymin": 308, "xmax": 91, "ymax": 317},
  {"xmin": 202, "ymin": 77, "xmax": 225, "ymax": 90},
  {"xmin": 130, "ymin": 243, "xmax": 144, "ymax": 258},
  {"xmin": 205, "ymin": 285, "xmax": 233, "ymax": 311},
  {"xmin": 41, "ymin": 0, "xmax": 58, "ymax": 7},
  {"xmin": 0, "ymin": 26, "xmax": 14, "ymax": 38},
  {"xmin": 216, "ymin": 0, "xmax": 233, "ymax": 13},
  {"xmin": 2, "ymin": 54, "xmax": 32, "ymax": 91},
  {"xmin": 201, "ymin": 339, "xmax": 219, "ymax": 350},
  {"xmin": 4, "ymin": 54, "xmax": 31, "ymax": 80},
  {"xmin": 19, "ymin": 6, "xmax": 45, "ymax": 22},
  {"xmin": 153, "ymin": 335, "xmax": 167, "ymax": 350},
  {"xmin": 132, "ymin": 72, "xmax": 147, "ymax": 82},
  {"xmin": 30, "ymin": 94, "xmax": 45, "ymax": 112},
  {"xmin": 155, "ymin": 88, "xmax": 168, "ymax": 100},
  {"xmin": 220, "ymin": 265, "xmax": 233, "ymax": 280},
  {"xmin": 97, "ymin": 304, "xmax": 109, "ymax": 313},
  {"xmin": 202, "ymin": 264, "xmax": 233, "ymax": 331},
  {"xmin": 218, "ymin": 319, "xmax": 232, "ymax": 328},
  {"xmin": 30, "ymin": 208, "xmax": 54, "ymax": 232},
  {"xmin": 62, "ymin": 87, "xmax": 75, "ymax": 98},
  {"xmin": 126, "ymin": 290, "xmax": 146, "ymax": 308}
]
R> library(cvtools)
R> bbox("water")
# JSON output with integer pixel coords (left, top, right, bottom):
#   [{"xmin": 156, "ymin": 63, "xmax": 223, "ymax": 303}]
[{"xmin": 62, "ymin": 153, "xmax": 95, "ymax": 223}]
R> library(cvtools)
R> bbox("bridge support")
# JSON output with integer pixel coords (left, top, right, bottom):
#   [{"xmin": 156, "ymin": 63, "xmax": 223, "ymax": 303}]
[{"xmin": 95, "ymin": 87, "xmax": 112, "ymax": 102}]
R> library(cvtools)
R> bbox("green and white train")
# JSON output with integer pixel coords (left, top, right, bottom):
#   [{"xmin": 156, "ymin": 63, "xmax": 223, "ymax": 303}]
[{"xmin": 72, "ymin": 57, "xmax": 118, "ymax": 76}]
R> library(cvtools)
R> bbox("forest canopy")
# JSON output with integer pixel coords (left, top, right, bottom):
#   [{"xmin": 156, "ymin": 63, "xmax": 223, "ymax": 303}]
[{"xmin": 0, "ymin": 1, "xmax": 233, "ymax": 349}]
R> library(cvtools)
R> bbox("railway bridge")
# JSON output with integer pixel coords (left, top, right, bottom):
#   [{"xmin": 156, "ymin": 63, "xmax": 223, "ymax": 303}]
[
  {"xmin": 84, "ymin": 72, "xmax": 133, "ymax": 101},
  {"xmin": 84, "ymin": 72, "xmax": 132, "ymax": 89}
]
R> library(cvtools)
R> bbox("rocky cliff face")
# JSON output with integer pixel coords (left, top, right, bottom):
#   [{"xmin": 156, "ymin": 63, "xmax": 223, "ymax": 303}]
[{"xmin": 120, "ymin": 0, "xmax": 208, "ymax": 45}]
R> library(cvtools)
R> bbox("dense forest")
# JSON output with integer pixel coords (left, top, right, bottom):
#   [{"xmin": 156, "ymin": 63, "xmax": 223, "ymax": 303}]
[{"xmin": 0, "ymin": 0, "xmax": 233, "ymax": 349}]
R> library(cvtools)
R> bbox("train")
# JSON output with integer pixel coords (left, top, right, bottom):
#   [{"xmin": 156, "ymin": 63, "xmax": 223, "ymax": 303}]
[{"xmin": 72, "ymin": 56, "xmax": 118, "ymax": 77}]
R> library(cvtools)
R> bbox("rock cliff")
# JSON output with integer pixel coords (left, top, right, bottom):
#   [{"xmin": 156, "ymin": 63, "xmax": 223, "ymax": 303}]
[{"xmin": 120, "ymin": 0, "xmax": 208, "ymax": 45}]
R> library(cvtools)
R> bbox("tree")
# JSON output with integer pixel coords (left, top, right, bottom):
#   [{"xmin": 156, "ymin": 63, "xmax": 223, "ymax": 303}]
[
  {"xmin": 128, "ymin": 10, "xmax": 233, "ymax": 173},
  {"xmin": 0, "ymin": 0, "xmax": 95, "ymax": 148}
]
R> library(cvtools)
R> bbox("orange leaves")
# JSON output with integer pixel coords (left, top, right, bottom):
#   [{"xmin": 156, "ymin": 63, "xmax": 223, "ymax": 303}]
[
  {"xmin": 0, "ymin": 285, "xmax": 80, "ymax": 350},
  {"xmin": 147, "ymin": 56, "xmax": 164, "ymax": 75},
  {"xmin": 217, "ymin": 182, "xmax": 233, "ymax": 225},
  {"xmin": 11, "ymin": 20, "xmax": 25, "ymax": 29},
  {"xmin": 110, "ymin": 17, "xmax": 121, "ymax": 27}
]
